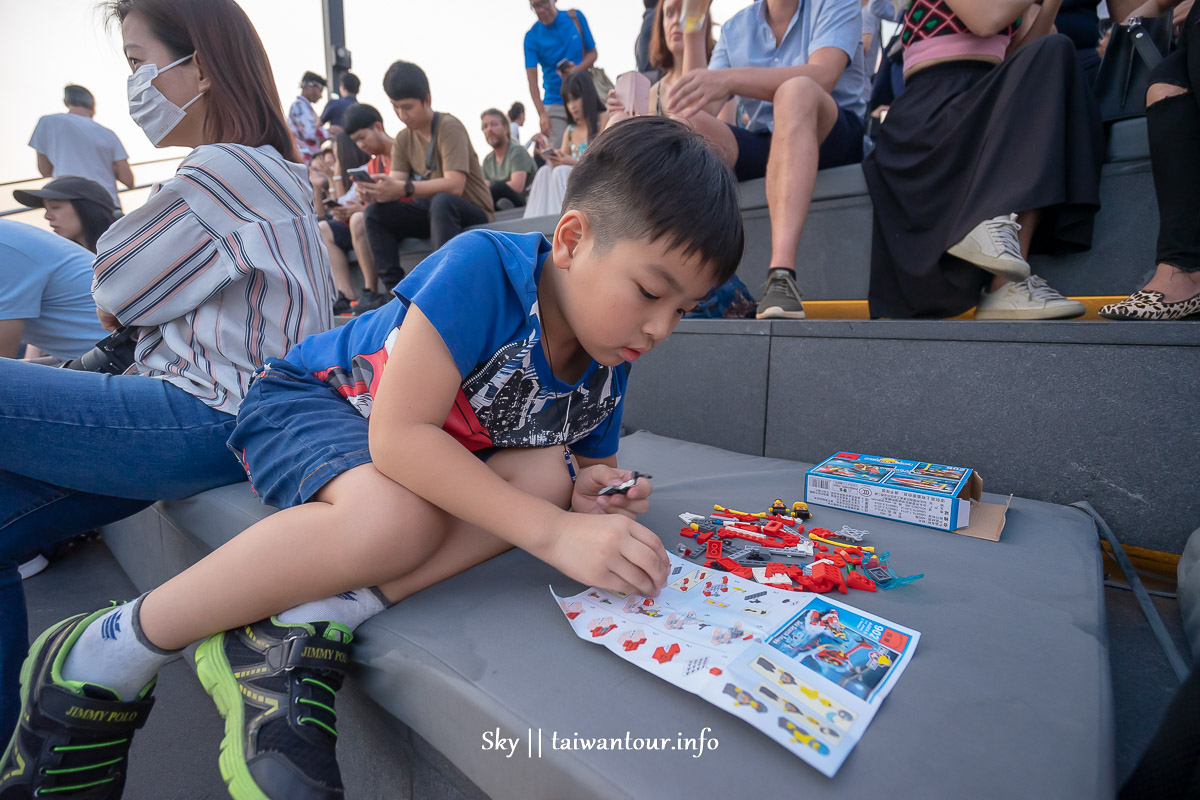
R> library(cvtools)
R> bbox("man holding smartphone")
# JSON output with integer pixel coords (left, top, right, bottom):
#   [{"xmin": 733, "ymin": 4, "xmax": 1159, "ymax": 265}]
[
  {"xmin": 357, "ymin": 62, "xmax": 494, "ymax": 301},
  {"xmin": 524, "ymin": 0, "xmax": 599, "ymax": 147}
]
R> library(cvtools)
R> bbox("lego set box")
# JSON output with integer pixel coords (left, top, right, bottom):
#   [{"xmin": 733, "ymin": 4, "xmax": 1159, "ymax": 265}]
[{"xmin": 804, "ymin": 452, "xmax": 1009, "ymax": 541}]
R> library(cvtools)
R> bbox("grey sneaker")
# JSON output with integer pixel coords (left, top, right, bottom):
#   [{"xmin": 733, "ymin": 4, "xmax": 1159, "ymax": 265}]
[
  {"xmin": 975, "ymin": 275, "xmax": 1085, "ymax": 320},
  {"xmin": 756, "ymin": 270, "xmax": 806, "ymax": 320},
  {"xmin": 948, "ymin": 213, "xmax": 1031, "ymax": 282}
]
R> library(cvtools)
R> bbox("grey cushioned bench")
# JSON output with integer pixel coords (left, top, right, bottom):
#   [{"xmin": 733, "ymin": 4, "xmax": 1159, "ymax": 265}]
[{"xmin": 101, "ymin": 432, "xmax": 1113, "ymax": 799}]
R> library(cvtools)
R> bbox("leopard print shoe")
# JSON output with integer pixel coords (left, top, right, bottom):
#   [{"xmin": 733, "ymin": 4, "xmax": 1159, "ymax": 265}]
[{"xmin": 1099, "ymin": 290, "xmax": 1200, "ymax": 321}]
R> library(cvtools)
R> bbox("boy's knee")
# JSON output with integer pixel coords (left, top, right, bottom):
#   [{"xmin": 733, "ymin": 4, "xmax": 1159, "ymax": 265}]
[
  {"xmin": 489, "ymin": 447, "xmax": 574, "ymax": 510},
  {"xmin": 1147, "ymin": 82, "xmax": 1189, "ymax": 107}
]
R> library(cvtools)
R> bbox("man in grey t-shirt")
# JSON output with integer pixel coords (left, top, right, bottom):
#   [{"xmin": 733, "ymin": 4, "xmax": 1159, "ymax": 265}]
[{"xmin": 28, "ymin": 85, "xmax": 134, "ymax": 207}]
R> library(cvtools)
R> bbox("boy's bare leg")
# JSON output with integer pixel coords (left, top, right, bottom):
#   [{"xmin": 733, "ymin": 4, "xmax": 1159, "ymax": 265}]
[
  {"xmin": 349, "ymin": 211, "xmax": 380, "ymax": 294},
  {"xmin": 138, "ymin": 446, "xmax": 572, "ymax": 650},
  {"xmin": 375, "ymin": 447, "xmax": 567, "ymax": 602}
]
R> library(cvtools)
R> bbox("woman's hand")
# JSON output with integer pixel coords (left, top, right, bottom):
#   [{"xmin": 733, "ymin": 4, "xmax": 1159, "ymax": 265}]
[{"xmin": 97, "ymin": 309, "xmax": 120, "ymax": 332}]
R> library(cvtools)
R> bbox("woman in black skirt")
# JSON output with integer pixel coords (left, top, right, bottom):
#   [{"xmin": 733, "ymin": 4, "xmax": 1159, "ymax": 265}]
[
  {"xmin": 1101, "ymin": 0, "xmax": 1200, "ymax": 320},
  {"xmin": 863, "ymin": 0, "xmax": 1105, "ymax": 319}
]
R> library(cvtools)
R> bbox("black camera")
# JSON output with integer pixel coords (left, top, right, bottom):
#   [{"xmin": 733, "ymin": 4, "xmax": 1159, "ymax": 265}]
[{"xmin": 62, "ymin": 327, "xmax": 138, "ymax": 375}]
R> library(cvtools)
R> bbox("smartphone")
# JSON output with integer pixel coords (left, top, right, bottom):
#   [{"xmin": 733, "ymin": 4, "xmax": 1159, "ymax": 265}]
[
  {"xmin": 346, "ymin": 166, "xmax": 375, "ymax": 184},
  {"xmin": 323, "ymin": 197, "xmax": 340, "ymax": 209},
  {"xmin": 614, "ymin": 71, "xmax": 651, "ymax": 116},
  {"xmin": 556, "ymin": 57, "xmax": 572, "ymax": 74}
]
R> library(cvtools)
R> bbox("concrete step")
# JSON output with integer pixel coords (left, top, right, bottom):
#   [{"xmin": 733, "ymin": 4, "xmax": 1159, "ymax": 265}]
[{"xmin": 622, "ymin": 318, "xmax": 1200, "ymax": 553}]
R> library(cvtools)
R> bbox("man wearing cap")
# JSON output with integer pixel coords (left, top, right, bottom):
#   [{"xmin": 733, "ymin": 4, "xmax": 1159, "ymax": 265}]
[
  {"xmin": 13, "ymin": 176, "xmax": 121, "ymax": 254},
  {"xmin": 28, "ymin": 85, "xmax": 134, "ymax": 207},
  {"xmin": 0, "ymin": 218, "xmax": 108, "ymax": 362},
  {"xmin": 289, "ymin": 71, "xmax": 329, "ymax": 165}
]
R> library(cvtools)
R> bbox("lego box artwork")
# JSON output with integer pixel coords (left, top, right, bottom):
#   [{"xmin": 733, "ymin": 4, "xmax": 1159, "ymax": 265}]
[
  {"xmin": 553, "ymin": 554, "xmax": 920, "ymax": 777},
  {"xmin": 805, "ymin": 453, "xmax": 1007, "ymax": 539}
]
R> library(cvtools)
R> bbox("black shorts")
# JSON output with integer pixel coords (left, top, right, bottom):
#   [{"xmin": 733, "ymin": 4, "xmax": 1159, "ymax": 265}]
[
  {"xmin": 728, "ymin": 105, "xmax": 865, "ymax": 182},
  {"xmin": 327, "ymin": 219, "xmax": 352, "ymax": 253}
]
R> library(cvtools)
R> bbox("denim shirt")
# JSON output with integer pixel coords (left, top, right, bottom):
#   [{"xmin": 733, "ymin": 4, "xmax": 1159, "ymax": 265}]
[{"xmin": 711, "ymin": 0, "xmax": 867, "ymax": 131}]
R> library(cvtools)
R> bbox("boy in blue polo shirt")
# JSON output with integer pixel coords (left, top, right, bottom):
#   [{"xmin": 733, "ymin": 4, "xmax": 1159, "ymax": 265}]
[{"xmin": 3, "ymin": 118, "xmax": 745, "ymax": 800}]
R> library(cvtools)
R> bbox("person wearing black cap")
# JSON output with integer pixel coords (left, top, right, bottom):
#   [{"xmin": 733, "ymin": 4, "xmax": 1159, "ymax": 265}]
[
  {"xmin": 289, "ymin": 70, "xmax": 329, "ymax": 164},
  {"xmin": 13, "ymin": 176, "xmax": 121, "ymax": 253}
]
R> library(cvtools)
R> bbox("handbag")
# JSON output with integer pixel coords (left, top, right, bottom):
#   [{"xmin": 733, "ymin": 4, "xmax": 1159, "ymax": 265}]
[
  {"xmin": 61, "ymin": 326, "xmax": 138, "ymax": 375},
  {"xmin": 566, "ymin": 9, "xmax": 615, "ymax": 99},
  {"xmin": 1094, "ymin": 15, "xmax": 1174, "ymax": 122}
]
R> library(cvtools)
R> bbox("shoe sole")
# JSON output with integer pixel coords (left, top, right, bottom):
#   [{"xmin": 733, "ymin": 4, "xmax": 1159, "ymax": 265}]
[
  {"xmin": 946, "ymin": 245, "xmax": 1031, "ymax": 282},
  {"xmin": 755, "ymin": 307, "xmax": 807, "ymax": 320},
  {"xmin": 974, "ymin": 305, "xmax": 1086, "ymax": 320},
  {"xmin": 195, "ymin": 633, "xmax": 271, "ymax": 800}
]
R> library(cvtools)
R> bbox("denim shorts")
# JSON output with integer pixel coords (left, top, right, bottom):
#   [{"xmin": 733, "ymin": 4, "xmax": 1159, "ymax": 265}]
[
  {"xmin": 229, "ymin": 357, "xmax": 496, "ymax": 509},
  {"xmin": 227, "ymin": 358, "xmax": 376, "ymax": 509}
]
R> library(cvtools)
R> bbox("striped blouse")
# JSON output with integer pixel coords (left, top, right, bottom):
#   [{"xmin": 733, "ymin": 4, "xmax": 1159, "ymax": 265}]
[{"xmin": 93, "ymin": 143, "xmax": 335, "ymax": 415}]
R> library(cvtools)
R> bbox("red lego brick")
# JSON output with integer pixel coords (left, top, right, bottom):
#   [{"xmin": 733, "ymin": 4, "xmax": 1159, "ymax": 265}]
[
  {"xmin": 706, "ymin": 540, "xmax": 723, "ymax": 559},
  {"xmin": 846, "ymin": 571, "xmax": 877, "ymax": 592}
]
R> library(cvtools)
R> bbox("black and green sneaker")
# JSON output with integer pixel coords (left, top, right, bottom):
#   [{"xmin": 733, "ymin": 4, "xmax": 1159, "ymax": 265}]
[
  {"xmin": 195, "ymin": 617, "xmax": 351, "ymax": 800},
  {"xmin": 0, "ymin": 609, "xmax": 155, "ymax": 799}
]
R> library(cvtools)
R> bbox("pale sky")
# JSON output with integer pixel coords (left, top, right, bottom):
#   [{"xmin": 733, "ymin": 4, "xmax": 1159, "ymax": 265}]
[{"xmin": 2, "ymin": 0, "xmax": 751, "ymax": 224}]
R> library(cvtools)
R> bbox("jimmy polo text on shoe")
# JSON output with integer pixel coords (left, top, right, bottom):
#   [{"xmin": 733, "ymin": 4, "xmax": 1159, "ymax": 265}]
[{"xmin": 65, "ymin": 706, "xmax": 142, "ymax": 724}]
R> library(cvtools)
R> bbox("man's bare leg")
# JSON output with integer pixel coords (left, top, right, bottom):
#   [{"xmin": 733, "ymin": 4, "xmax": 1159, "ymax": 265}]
[{"xmin": 349, "ymin": 211, "xmax": 380, "ymax": 294}]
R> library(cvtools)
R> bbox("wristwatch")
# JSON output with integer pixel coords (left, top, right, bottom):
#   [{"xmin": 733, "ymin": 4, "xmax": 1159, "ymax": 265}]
[{"xmin": 404, "ymin": 177, "xmax": 415, "ymax": 198}]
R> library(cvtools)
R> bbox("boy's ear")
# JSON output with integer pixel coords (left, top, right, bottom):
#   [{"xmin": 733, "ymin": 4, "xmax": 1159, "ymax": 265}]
[{"xmin": 551, "ymin": 210, "xmax": 588, "ymax": 269}]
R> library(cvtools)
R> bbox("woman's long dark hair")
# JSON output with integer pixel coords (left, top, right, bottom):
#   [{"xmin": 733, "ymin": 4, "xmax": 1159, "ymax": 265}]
[
  {"xmin": 71, "ymin": 199, "xmax": 119, "ymax": 252},
  {"xmin": 105, "ymin": 0, "xmax": 299, "ymax": 162},
  {"xmin": 562, "ymin": 71, "xmax": 603, "ymax": 140}
]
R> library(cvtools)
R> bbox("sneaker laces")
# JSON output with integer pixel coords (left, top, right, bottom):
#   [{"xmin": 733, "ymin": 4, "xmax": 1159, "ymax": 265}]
[
  {"xmin": 764, "ymin": 270, "xmax": 803, "ymax": 303},
  {"xmin": 985, "ymin": 214, "xmax": 1024, "ymax": 260},
  {"xmin": 1015, "ymin": 275, "xmax": 1067, "ymax": 302}
]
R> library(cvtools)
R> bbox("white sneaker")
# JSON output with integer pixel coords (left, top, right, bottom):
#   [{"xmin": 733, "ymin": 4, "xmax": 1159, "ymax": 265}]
[
  {"xmin": 18, "ymin": 553, "xmax": 49, "ymax": 580},
  {"xmin": 948, "ymin": 213, "xmax": 1031, "ymax": 282},
  {"xmin": 975, "ymin": 276, "xmax": 1086, "ymax": 320}
]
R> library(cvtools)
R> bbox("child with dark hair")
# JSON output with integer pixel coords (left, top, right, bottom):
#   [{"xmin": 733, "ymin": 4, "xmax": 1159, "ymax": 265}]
[
  {"xmin": 2, "ymin": 116, "xmax": 744, "ymax": 799},
  {"xmin": 358, "ymin": 60, "xmax": 495, "ymax": 300},
  {"xmin": 524, "ymin": 71, "xmax": 609, "ymax": 217}
]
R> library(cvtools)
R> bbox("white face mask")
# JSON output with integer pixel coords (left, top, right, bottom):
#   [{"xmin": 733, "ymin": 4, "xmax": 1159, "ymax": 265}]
[{"xmin": 127, "ymin": 53, "xmax": 204, "ymax": 145}]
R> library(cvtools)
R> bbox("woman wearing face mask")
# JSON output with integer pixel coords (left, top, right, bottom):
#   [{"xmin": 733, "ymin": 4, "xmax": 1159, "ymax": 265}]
[{"xmin": 0, "ymin": 0, "xmax": 334, "ymax": 744}]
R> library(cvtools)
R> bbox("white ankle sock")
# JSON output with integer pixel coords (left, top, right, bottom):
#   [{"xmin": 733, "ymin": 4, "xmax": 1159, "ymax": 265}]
[
  {"xmin": 61, "ymin": 594, "xmax": 181, "ymax": 700},
  {"xmin": 275, "ymin": 587, "xmax": 388, "ymax": 631}
]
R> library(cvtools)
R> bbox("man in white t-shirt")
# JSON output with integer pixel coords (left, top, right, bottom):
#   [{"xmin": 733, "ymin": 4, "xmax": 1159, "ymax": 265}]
[{"xmin": 28, "ymin": 85, "xmax": 134, "ymax": 208}]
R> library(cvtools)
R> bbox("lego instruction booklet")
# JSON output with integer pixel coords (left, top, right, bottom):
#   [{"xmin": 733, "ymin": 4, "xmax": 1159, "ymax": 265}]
[{"xmin": 553, "ymin": 553, "xmax": 920, "ymax": 777}]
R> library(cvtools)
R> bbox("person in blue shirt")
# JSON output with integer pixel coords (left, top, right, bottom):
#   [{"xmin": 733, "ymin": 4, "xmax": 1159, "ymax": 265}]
[
  {"xmin": 0, "ymin": 218, "xmax": 108, "ymax": 361},
  {"xmin": 525, "ymin": 0, "xmax": 599, "ymax": 148},
  {"xmin": 320, "ymin": 71, "xmax": 360, "ymax": 135},
  {"xmin": 667, "ymin": 0, "xmax": 867, "ymax": 320},
  {"xmin": 9, "ymin": 117, "xmax": 745, "ymax": 799}
]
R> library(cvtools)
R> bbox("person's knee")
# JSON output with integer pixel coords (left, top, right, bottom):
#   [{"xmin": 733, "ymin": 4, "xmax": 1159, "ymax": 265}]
[
  {"xmin": 363, "ymin": 202, "xmax": 384, "ymax": 226},
  {"xmin": 1147, "ymin": 82, "xmax": 1190, "ymax": 107},
  {"xmin": 429, "ymin": 192, "xmax": 454, "ymax": 215},
  {"xmin": 773, "ymin": 76, "xmax": 829, "ymax": 114},
  {"xmin": 348, "ymin": 211, "xmax": 365, "ymax": 236}
]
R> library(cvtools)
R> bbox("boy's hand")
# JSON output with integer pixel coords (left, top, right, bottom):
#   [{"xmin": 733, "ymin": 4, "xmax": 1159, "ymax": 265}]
[
  {"xmin": 572, "ymin": 465, "xmax": 652, "ymax": 519},
  {"xmin": 542, "ymin": 511, "xmax": 669, "ymax": 597}
]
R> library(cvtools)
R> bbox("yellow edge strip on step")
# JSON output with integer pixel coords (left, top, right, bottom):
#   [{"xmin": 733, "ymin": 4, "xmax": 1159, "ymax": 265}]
[{"xmin": 801, "ymin": 297, "xmax": 1127, "ymax": 321}]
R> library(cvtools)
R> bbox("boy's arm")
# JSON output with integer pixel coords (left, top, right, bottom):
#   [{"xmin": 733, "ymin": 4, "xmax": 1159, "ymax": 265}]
[{"xmin": 369, "ymin": 304, "xmax": 668, "ymax": 596}]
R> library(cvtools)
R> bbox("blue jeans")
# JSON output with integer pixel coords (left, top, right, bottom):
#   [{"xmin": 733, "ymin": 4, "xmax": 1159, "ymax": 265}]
[{"xmin": 0, "ymin": 361, "xmax": 246, "ymax": 733}]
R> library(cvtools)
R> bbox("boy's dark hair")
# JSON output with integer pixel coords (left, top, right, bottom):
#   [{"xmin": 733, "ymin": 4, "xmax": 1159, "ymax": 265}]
[
  {"xmin": 63, "ymin": 85, "xmax": 95, "ymax": 109},
  {"xmin": 508, "ymin": 101, "xmax": 524, "ymax": 121},
  {"xmin": 563, "ymin": 116, "xmax": 743, "ymax": 284},
  {"xmin": 382, "ymin": 61, "xmax": 430, "ymax": 102},
  {"xmin": 339, "ymin": 71, "xmax": 360, "ymax": 94},
  {"xmin": 481, "ymin": 108, "xmax": 507, "ymax": 127},
  {"xmin": 342, "ymin": 103, "xmax": 383, "ymax": 136}
]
